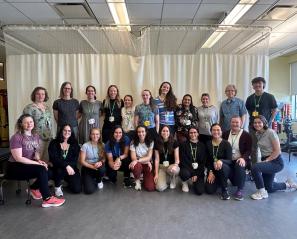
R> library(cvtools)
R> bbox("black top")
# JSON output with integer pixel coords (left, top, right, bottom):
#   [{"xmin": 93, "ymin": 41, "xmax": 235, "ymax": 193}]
[
  {"xmin": 245, "ymin": 92, "xmax": 277, "ymax": 125},
  {"xmin": 155, "ymin": 140, "xmax": 179, "ymax": 164},
  {"xmin": 102, "ymin": 99, "xmax": 124, "ymax": 127},
  {"xmin": 48, "ymin": 139, "xmax": 80, "ymax": 169},
  {"xmin": 179, "ymin": 141, "xmax": 206, "ymax": 177},
  {"xmin": 205, "ymin": 139, "xmax": 232, "ymax": 172}
]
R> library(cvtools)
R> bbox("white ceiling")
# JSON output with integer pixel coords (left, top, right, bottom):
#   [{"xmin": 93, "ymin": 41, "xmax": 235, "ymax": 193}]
[{"xmin": 0, "ymin": 0, "xmax": 297, "ymax": 57}]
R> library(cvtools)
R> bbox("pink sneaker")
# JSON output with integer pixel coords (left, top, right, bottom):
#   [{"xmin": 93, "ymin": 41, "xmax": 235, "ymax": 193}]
[
  {"xmin": 27, "ymin": 189, "xmax": 42, "ymax": 200},
  {"xmin": 42, "ymin": 196, "xmax": 65, "ymax": 208}
]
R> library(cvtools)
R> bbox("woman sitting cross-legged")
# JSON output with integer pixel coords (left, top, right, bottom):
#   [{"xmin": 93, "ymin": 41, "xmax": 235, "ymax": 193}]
[
  {"xmin": 129, "ymin": 125, "xmax": 155, "ymax": 191},
  {"xmin": 154, "ymin": 125, "xmax": 180, "ymax": 191},
  {"xmin": 179, "ymin": 126, "xmax": 206, "ymax": 195},
  {"xmin": 48, "ymin": 124, "xmax": 81, "ymax": 197},
  {"xmin": 79, "ymin": 128, "xmax": 106, "ymax": 194}
]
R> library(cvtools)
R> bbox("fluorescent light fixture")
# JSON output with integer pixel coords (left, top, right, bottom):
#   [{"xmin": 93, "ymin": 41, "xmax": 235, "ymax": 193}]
[
  {"xmin": 107, "ymin": 0, "xmax": 131, "ymax": 31},
  {"xmin": 202, "ymin": 0, "xmax": 257, "ymax": 48}
]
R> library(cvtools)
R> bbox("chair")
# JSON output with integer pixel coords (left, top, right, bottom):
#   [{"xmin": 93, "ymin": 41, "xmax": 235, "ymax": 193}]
[
  {"xmin": 0, "ymin": 152, "xmax": 31, "ymax": 205},
  {"xmin": 283, "ymin": 117, "xmax": 297, "ymax": 161}
]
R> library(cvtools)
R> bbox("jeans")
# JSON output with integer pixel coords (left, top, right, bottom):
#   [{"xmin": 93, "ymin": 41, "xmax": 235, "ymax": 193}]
[
  {"xmin": 251, "ymin": 155, "xmax": 286, "ymax": 193},
  {"xmin": 222, "ymin": 160, "xmax": 246, "ymax": 190},
  {"xmin": 106, "ymin": 157, "xmax": 131, "ymax": 182}
]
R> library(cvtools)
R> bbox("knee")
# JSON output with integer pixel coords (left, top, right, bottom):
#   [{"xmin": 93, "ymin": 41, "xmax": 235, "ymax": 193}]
[
  {"xmin": 83, "ymin": 186, "xmax": 95, "ymax": 195},
  {"xmin": 179, "ymin": 168, "xmax": 191, "ymax": 181},
  {"xmin": 205, "ymin": 182, "xmax": 217, "ymax": 195},
  {"xmin": 193, "ymin": 182, "xmax": 204, "ymax": 196}
]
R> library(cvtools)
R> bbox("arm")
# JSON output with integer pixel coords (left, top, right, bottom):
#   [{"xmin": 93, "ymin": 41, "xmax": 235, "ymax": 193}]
[
  {"xmin": 174, "ymin": 147, "xmax": 180, "ymax": 165},
  {"xmin": 11, "ymin": 148, "xmax": 42, "ymax": 166},
  {"xmin": 120, "ymin": 145, "xmax": 129, "ymax": 161},
  {"xmin": 241, "ymin": 114, "xmax": 246, "ymax": 128},
  {"xmin": 138, "ymin": 148, "xmax": 153, "ymax": 163},
  {"xmin": 53, "ymin": 110, "xmax": 58, "ymax": 123},
  {"xmin": 155, "ymin": 114, "xmax": 160, "ymax": 133},
  {"xmin": 266, "ymin": 138, "xmax": 281, "ymax": 161},
  {"xmin": 79, "ymin": 150, "xmax": 97, "ymax": 170},
  {"xmin": 48, "ymin": 140, "xmax": 65, "ymax": 168},
  {"xmin": 134, "ymin": 115, "xmax": 139, "ymax": 128},
  {"xmin": 270, "ymin": 108, "xmax": 278, "ymax": 123},
  {"xmin": 64, "ymin": 143, "xmax": 80, "ymax": 168},
  {"xmin": 219, "ymin": 105, "xmax": 224, "ymax": 126},
  {"xmin": 154, "ymin": 150, "xmax": 160, "ymax": 179}
]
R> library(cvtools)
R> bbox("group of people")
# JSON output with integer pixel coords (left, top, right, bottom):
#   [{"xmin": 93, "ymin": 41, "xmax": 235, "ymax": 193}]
[{"xmin": 7, "ymin": 77, "xmax": 296, "ymax": 208}]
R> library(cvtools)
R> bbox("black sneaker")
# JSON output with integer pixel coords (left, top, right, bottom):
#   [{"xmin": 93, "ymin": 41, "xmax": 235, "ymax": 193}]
[
  {"xmin": 123, "ymin": 177, "xmax": 135, "ymax": 188},
  {"xmin": 221, "ymin": 190, "xmax": 230, "ymax": 200}
]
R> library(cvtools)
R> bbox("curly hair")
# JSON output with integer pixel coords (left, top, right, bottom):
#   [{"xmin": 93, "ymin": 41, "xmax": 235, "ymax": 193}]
[
  {"xmin": 15, "ymin": 114, "xmax": 37, "ymax": 135},
  {"xmin": 132, "ymin": 125, "xmax": 153, "ymax": 148},
  {"xmin": 158, "ymin": 82, "xmax": 177, "ymax": 110}
]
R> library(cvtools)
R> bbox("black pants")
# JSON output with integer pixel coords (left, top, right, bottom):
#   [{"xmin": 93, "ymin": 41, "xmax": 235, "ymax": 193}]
[
  {"xmin": 7, "ymin": 162, "xmax": 51, "ymax": 199},
  {"xmin": 106, "ymin": 157, "xmax": 131, "ymax": 183},
  {"xmin": 205, "ymin": 167, "xmax": 227, "ymax": 194},
  {"xmin": 179, "ymin": 167, "xmax": 205, "ymax": 195},
  {"xmin": 50, "ymin": 166, "xmax": 81, "ymax": 194},
  {"xmin": 81, "ymin": 166, "xmax": 105, "ymax": 194}
]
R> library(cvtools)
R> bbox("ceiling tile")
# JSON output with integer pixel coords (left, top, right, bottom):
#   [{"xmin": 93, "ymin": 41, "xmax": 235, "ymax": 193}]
[
  {"xmin": 127, "ymin": 4, "xmax": 162, "ymax": 19},
  {"xmin": 10, "ymin": 2, "xmax": 62, "ymax": 24},
  {"xmin": 89, "ymin": 3, "xmax": 114, "ymax": 24},
  {"xmin": 87, "ymin": 0, "xmax": 106, "ymax": 3},
  {"xmin": 277, "ymin": 0, "xmax": 297, "ymax": 4},
  {"xmin": 126, "ymin": 0, "xmax": 163, "ymax": 3},
  {"xmin": 164, "ymin": 0, "xmax": 201, "ymax": 3},
  {"xmin": 163, "ymin": 4, "xmax": 198, "ymax": 19},
  {"xmin": 0, "ymin": 3, "xmax": 33, "ymax": 24},
  {"xmin": 201, "ymin": 0, "xmax": 238, "ymax": 3},
  {"xmin": 47, "ymin": 0, "xmax": 85, "ymax": 3},
  {"xmin": 237, "ymin": 4, "xmax": 271, "ymax": 23},
  {"xmin": 194, "ymin": 3, "xmax": 235, "ymax": 21},
  {"xmin": 64, "ymin": 18, "xmax": 98, "ymax": 24},
  {"xmin": 256, "ymin": 0, "xmax": 276, "ymax": 3},
  {"xmin": 5, "ymin": 0, "xmax": 45, "ymax": 2}
]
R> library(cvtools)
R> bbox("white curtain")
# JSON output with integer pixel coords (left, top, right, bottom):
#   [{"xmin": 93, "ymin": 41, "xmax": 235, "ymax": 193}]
[{"xmin": 7, "ymin": 53, "xmax": 268, "ymax": 136}]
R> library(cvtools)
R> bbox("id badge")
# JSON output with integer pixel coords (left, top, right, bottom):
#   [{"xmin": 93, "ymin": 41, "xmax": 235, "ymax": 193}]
[
  {"xmin": 163, "ymin": 161, "xmax": 169, "ymax": 167},
  {"xmin": 88, "ymin": 118, "xmax": 95, "ymax": 125},
  {"xmin": 252, "ymin": 111, "xmax": 259, "ymax": 117},
  {"xmin": 165, "ymin": 112, "xmax": 170, "ymax": 122},
  {"xmin": 109, "ymin": 116, "xmax": 115, "ymax": 122},
  {"xmin": 232, "ymin": 149, "xmax": 236, "ymax": 154},
  {"xmin": 205, "ymin": 122, "xmax": 210, "ymax": 129},
  {"xmin": 192, "ymin": 162, "xmax": 198, "ymax": 169},
  {"xmin": 144, "ymin": 120, "xmax": 150, "ymax": 127},
  {"xmin": 185, "ymin": 120, "xmax": 191, "ymax": 126}
]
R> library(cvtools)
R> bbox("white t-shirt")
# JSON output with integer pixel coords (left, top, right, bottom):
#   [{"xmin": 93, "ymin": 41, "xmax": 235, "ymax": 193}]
[
  {"xmin": 228, "ymin": 129, "xmax": 243, "ymax": 160},
  {"xmin": 130, "ymin": 142, "xmax": 154, "ymax": 158}
]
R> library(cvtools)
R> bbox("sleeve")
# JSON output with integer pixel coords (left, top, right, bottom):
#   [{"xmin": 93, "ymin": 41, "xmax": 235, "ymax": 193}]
[
  {"xmin": 130, "ymin": 143, "xmax": 136, "ymax": 151},
  {"xmin": 269, "ymin": 94, "xmax": 278, "ymax": 109},
  {"xmin": 192, "ymin": 106, "xmax": 199, "ymax": 128},
  {"xmin": 124, "ymin": 136, "xmax": 131, "ymax": 146},
  {"xmin": 173, "ymin": 140, "xmax": 179, "ymax": 149},
  {"xmin": 219, "ymin": 103, "xmax": 224, "ymax": 125},
  {"xmin": 239, "ymin": 99, "xmax": 247, "ymax": 115},
  {"xmin": 154, "ymin": 106, "xmax": 159, "ymax": 115},
  {"xmin": 10, "ymin": 134, "xmax": 22, "ymax": 149},
  {"xmin": 79, "ymin": 101, "xmax": 83, "ymax": 114},
  {"xmin": 195, "ymin": 143, "xmax": 206, "ymax": 176},
  {"xmin": 149, "ymin": 142, "xmax": 154, "ymax": 150},
  {"xmin": 81, "ymin": 143, "xmax": 88, "ymax": 152},
  {"xmin": 245, "ymin": 96, "xmax": 252, "ymax": 112},
  {"xmin": 179, "ymin": 143, "xmax": 191, "ymax": 170},
  {"xmin": 205, "ymin": 142, "xmax": 214, "ymax": 172},
  {"xmin": 66, "ymin": 143, "xmax": 80, "ymax": 167},
  {"xmin": 104, "ymin": 142, "xmax": 112, "ymax": 154},
  {"xmin": 74, "ymin": 99, "xmax": 80, "ymax": 111},
  {"xmin": 52, "ymin": 100, "xmax": 58, "ymax": 110},
  {"xmin": 134, "ymin": 105, "xmax": 140, "ymax": 116},
  {"xmin": 221, "ymin": 141, "xmax": 232, "ymax": 164},
  {"xmin": 48, "ymin": 140, "xmax": 65, "ymax": 168}
]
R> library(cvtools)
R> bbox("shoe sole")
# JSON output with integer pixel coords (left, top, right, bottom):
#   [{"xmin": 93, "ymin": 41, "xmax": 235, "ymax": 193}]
[
  {"xmin": 42, "ymin": 200, "xmax": 65, "ymax": 208},
  {"xmin": 221, "ymin": 197, "xmax": 231, "ymax": 200},
  {"xmin": 234, "ymin": 197, "xmax": 244, "ymax": 201},
  {"xmin": 27, "ymin": 190, "xmax": 42, "ymax": 200}
]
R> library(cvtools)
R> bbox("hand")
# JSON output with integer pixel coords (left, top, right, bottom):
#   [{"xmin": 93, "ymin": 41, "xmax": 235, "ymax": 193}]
[
  {"xmin": 147, "ymin": 162, "xmax": 152, "ymax": 172},
  {"xmin": 94, "ymin": 161, "xmax": 103, "ymax": 169},
  {"xmin": 129, "ymin": 160, "xmax": 138, "ymax": 170},
  {"xmin": 207, "ymin": 172, "xmax": 215, "ymax": 184},
  {"xmin": 154, "ymin": 174, "xmax": 158, "ymax": 184},
  {"xmin": 66, "ymin": 165, "xmax": 75, "ymax": 175},
  {"xmin": 191, "ymin": 176, "xmax": 198, "ymax": 182},
  {"xmin": 113, "ymin": 160, "xmax": 121, "ymax": 170},
  {"xmin": 214, "ymin": 160, "xmax": 223, "ymax": 170},
  {"xmin": 236, "ymin": 158, "xmax": 246, "ymax": 167},
  {"xmin": 38, "ymin": 160, "xmax": 48, "ymax": 170}
]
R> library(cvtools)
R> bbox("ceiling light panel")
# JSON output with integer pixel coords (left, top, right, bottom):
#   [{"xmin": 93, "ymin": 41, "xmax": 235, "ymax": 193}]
[
  {"xmin": 54, "ymin": 3, "xmax": 92, "ymax": 18},
  {"xmin": 261, "ymin": 6, "xmax": 297, "ymax": 21}
]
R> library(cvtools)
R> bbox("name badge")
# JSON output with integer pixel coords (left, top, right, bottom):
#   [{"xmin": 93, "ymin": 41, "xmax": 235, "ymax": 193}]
[
  {"xmin": 144, "ymin": 121, "xmax": 150, "ymax": 127},
  {"xmin": 232, "ymin": 149, "xmax": 236, "ymax": 154},
  {"xmin": 185, "ymin": 120, "xmax": 191, "ymax": 126},
  {"xmin": 163, "ymin": 161, "xmax": 169, "ymax": 167},
  {"xmin": 109, "ymin": 116, "xmax": 115, "ymax": 122},
  {"xmin": 192, "ymin": 162, "xmax": 198, "ymax": 169},
  {"xmin": 252, "ymin": 111, "xmax": 259, "ymax": 117},
  {"xmin": 88, "ymin": 118, "xmax": 95, "ymax": 125},
  {"xmin": 205, "ymin": 122, "xmax": 210, "ymax": 129}
]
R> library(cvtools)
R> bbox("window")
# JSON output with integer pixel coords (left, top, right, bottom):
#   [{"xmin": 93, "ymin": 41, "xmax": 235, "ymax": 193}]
[{"xmin": 290, "ymin": 62, "xmax": 297, "ymax": 120}]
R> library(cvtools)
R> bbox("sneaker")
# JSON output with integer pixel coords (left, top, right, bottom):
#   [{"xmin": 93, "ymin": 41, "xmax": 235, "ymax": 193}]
[
  {"xmin": 27, "ymin": 189, "xmax": 42, "ymax": 200},
  {"xmin": 221, "ymin": 190, "xmax": 231, "ymax": 200},
  {"xmin": 234, "ymin": 190, "xmax": 244, "ymax": 201},
  {"xmin": 250, "ymin": 189, "xmax": 268, "ymax": 200},
  {"xmin": 55, "ymin": 186, "xmax": 63, "ymax": 197},
  {"xmin": 42, "ymin": 196, "xmax": 65, "ymax": 208},
  {"xmin": 135, "ymin": 179, "xmax": 141, "ymax": 191},
  {"xmin": 169, "ymin": 175, "xmax": 176, "ymax": 189},
  {"xmin": 285, "ymin": 179, "xmax": 297, "ymax": 191},
  {"xmin": 97, "ymin": 181, "xmax": 104, "ymax": 189},
  {"xmin": 181, "ymin": 181, "xmax": 189, "ymax": 192},
  {"xmin": 123, "ymin": 177, "xmax": 134, "ymax": 188}
]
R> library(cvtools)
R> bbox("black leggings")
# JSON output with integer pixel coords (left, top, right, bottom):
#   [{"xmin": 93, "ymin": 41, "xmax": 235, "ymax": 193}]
[
  {"xmin": 106, "ymin": 157, "xmax": 131, "ymax": 183},
  {"xmin": 81, "ymin": 166, "xmax": 105, "ymax": 194},
  {"xmin": 6, "ymin": 162, "xmax": 51, "ymax": 199},
  {"xmin": 50, "ymin": 166, "xmax": 81, "ymax": 194},
  {"xmin": 179, "ymin": 167, "xmax": 205, "ymax": 195}
]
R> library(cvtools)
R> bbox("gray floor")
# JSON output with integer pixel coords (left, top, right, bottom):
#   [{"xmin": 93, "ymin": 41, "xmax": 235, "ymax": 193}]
[{"xmin": 1, "ymin": 153, "xmax": 297, "ymax": 239}]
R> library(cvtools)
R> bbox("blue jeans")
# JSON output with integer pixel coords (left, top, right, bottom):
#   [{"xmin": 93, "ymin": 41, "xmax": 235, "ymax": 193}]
[{"xmin": 251, "ymin": 155, "xmax": 286, "ymax": 193}]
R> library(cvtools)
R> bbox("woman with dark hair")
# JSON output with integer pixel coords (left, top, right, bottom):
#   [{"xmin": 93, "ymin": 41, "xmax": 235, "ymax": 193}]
[
  {"xmin": 23, "ymin": 86, "xmax": 53, "ymax": 163},
  {"xmin": 179, "ymin": 127, "xmax": 206, "ymax": 195},
  {"xmin": 175, "ymin": 94, "xmax": 199, "ymax": 143},
  {"xmin": 250, "ymin": 115, "xmax": 297, "ymax": 200},
  {"xmin": 48, "ymin": 124, "xmax": 81, "ymax": 197},
  {"xmin": 78, "ymin": 85, "xmax": 102, "ymax": 144},
  {"xmin": 129, "ymin": 125, "xmax": 155, "ymax": 191},
  {"xmin": 154, "ymin": 82, "xmax": 177, "ymax": 135},
  {"xmin": 205, "ymin": 123, "xmax": 232, "ymax": 200},
  {"xmin": 135, "ymin": 90, "xmax": 159, "ymax": 140},
  {"xmin": 53, "ymin": 82, "xmax": 79, "ymax": 139},
  {"xmin": 102, "ymin": 85, "xmax": 124, "ymax": 143},
  {"xmin": 121, "ymin": 94, "xmax": 135, "ymax": 139},
  {"xmin": 7, "ymin": 114, "xmax": 65, "ymax": 208},
  {"xmin": 197, "ymin": 93, "xmax": 219, "ymax": 144},
  {"xmin": 104, "ymin": 125, "xmax": 133, "ymax": 188},
  {"xmin": 154, "ymin": 125, "xmax": 180, "ymax": 191},
  {"xmin": 79, "ymin": 128, "xmax": 105, "ymax": 194}
]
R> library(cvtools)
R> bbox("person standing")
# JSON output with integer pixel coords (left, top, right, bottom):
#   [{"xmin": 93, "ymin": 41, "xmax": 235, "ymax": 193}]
[
  {"xmin": 53, "ymin": 82, "xmax": 79, "ymax": 139},
  {"xmin": 245, "ymin": 77, "xmax": 278, "ymax": 164},
  {"xmin": 219, "ymin": 84, "xmax": 247, "ymax": 132}
]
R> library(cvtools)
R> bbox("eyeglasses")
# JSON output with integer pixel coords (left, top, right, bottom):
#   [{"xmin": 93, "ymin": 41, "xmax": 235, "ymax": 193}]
[
  {"xmin": 64, "ymin": 88, "xmax": 72, "ymax": 90},
  {"xmin": 63, "ymin": 130, "xmax": 71, "ymax": 132}
]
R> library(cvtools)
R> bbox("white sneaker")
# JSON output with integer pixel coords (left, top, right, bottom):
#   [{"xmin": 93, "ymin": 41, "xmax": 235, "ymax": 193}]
[
  {"xmin": 135, "ymin": 179, "xmax": 141, "ymax": 191},
  {"xmin": 181, "ymin": 181, "xmax": 189, "ymax": 192},
  {"xmin": 250, "ymin": 189, "xmax": 268, "ymax": 200},
  {"xmin": 55, "ymin": 186, "xmax": 63, "ymax": 197},
  {"xmin": 170, "ymin": 175, "xmax": 176, "ymax": 189},
  {"xmin": 286, "ymin": 179, "xmax": 297, "ymax": 191},
  {"xmin": 97, "ymin": 181, "xmax": 104, "ymax": 189}
]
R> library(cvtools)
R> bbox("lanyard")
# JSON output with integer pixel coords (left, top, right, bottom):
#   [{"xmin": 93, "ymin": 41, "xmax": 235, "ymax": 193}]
[
  {"xmin": 212, "ymin": 142, "xmax": 220, "ymax": 162},
  {"xmin": 190, "ymin": 142, "xmax": 197, "ymax": 162},
  {"xmin": 230, "ymin": 132, "xmax": 240, "ymax": 148},
  {"xmin": 254, "ymin": 94, "xmax": 262, "ymax": 109},
  {"xmin": 109, "ymin": 101, "xmax": 116, "ymax": 116},
  {"xmin": 163, "ymin": 147, "xmax": 168, "ymax": 161}
]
